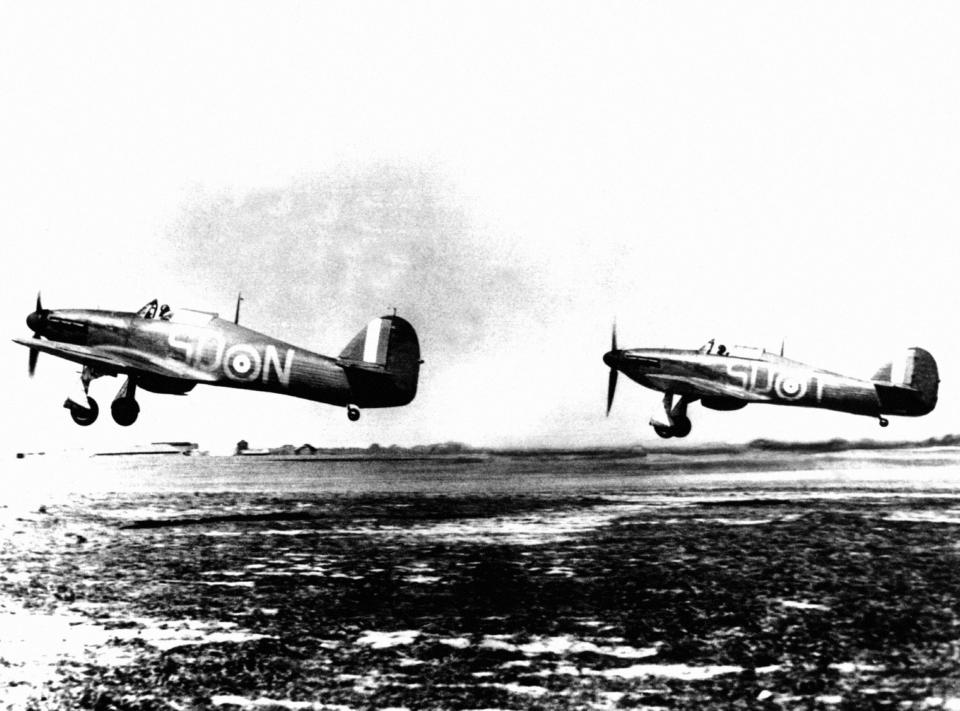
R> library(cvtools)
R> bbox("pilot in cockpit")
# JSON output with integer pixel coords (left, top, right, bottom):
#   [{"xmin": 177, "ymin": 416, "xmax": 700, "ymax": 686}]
[
  {"xmin": 698, "ymin": 339, "xmax": 728, "ymax": 356},
  {"xmin": 159, "ymin": 304, "xmax": 172, "ymax": 320},
  {"xmin": 137, "ymin": 299, "xmax": 158, "ymax": 319}
]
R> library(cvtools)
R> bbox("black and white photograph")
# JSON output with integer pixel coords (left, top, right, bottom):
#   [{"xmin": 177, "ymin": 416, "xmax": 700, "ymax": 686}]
[{"xmin": 4, "ymin": 2, "xmax": 960, "ymax": 709}]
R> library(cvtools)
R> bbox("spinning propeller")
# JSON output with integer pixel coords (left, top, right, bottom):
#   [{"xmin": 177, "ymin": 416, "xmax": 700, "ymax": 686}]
[
  {"xmin": 26, "ymin": 292, "xmax": 47, "ymax": 377},
  {"xmin": 606, "ymin": 322, "xmax": 618, "ymax": 416}
]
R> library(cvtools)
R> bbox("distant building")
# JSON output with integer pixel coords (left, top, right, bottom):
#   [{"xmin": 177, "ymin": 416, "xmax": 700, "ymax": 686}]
[{"xmin": 295, "ymin": 443, "xmax": 318, "ymax": 455}]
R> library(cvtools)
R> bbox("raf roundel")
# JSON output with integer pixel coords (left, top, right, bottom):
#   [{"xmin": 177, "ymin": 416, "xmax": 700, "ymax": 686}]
[
  {"xmin": 775, "ymin": 375, "xmax": 807, "ymax": 400},
  {"xmin": 224, "ymin": 344, "xmax": 263, "ymax": 382},
  {"xmin": 233, "ymin": 354, "xmax": 252, "ymax": 373}
]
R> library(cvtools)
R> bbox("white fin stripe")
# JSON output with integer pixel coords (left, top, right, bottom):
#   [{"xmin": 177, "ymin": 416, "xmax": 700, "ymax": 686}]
[
  {"xmin": 363, "ymin": 319, "xmax": 382, "ymax": 363},
  {"xmin": 376, "ymin": 319, "xmax": 391, "ymax": 364},
  {"xmin": 890, "ymin": 353, "xmax": 909, "ymax": 386}
]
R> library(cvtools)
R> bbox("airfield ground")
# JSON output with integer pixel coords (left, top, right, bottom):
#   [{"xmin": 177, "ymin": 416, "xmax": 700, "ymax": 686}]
[{"xmin": 3, "ymin": 452, "xmax": 960, "ymax": 710}]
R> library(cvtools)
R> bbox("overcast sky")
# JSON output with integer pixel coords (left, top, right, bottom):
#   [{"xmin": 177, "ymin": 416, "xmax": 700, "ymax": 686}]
[{"xmin": 3, "ymin": 2, "xmax": 959, "ymax": 455}]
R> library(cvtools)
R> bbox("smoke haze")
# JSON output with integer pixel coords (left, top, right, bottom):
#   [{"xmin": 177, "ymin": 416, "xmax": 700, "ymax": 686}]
[{"xmin": 164, "ymin": 168, "xmax": 538, "ymax": 360}]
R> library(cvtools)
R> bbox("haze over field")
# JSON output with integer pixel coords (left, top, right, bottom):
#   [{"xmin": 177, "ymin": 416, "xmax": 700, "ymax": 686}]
[{"xmin": 4, "ymin": 3, "xmax": 959, "ymax": 454}]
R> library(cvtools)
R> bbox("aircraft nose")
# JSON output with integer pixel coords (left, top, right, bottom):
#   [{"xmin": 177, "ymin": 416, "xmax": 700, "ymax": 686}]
[
  {"xmin": 26, "ymin": 311, "xmax": 41, "ymax": 332},
  {"xmin": 603, "ymin": 350, "xmax": 617, "ymax": 368}
]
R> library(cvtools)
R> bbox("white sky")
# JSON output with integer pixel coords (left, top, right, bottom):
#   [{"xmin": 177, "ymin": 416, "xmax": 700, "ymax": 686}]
[{"xmin": 3, "ymin": 2, "xmax": 959, "ymax": 455}]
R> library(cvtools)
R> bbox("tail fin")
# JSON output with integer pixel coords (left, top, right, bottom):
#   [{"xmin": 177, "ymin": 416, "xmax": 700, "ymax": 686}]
[
  {"xmin": 338, "ymin": 315, "xmax": 421, "ymax": 407},
  {"xmin": 872, "ymin": 347, "xmax": 939, "ymax": 416}
]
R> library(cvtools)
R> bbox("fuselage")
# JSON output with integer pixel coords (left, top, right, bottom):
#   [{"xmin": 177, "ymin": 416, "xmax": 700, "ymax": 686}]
[{"xmin": 602, "ymin": 347, "xmax": 931, "ymax": 418}]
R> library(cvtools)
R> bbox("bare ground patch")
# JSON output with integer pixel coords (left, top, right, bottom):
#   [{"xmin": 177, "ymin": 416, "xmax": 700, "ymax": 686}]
[{"xmin": 5, "ymin": 487, "xmax": 960, "ymax": 709}]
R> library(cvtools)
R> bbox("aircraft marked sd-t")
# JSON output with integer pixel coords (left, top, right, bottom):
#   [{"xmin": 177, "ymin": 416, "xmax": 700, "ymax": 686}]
[
  {"xmin": 603, "ymin": 328, "xmax": 938, "ymax": 438},
  {"xmin": 15, "ymin": 296, "xmax": 421, "ymax": 427}
]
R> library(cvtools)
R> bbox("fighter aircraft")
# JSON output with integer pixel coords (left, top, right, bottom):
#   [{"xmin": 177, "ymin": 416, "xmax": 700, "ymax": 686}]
[
  {"xmin": 15, "ymin": 295, "xmax": 421, "ymax": 426},
  {"xmin": 603, "ymin": 327, "xmax": 938, "ymax": 438}
]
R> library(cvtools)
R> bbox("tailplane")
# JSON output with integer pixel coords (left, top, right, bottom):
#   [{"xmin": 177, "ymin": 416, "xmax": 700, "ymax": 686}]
[
  {"xmin": 871, "ymin": 347, "xmax": 939, "ymax": 416},
  {"xmin": 338, "ymin": 315, "xmax": 421, "ymax": 407}
]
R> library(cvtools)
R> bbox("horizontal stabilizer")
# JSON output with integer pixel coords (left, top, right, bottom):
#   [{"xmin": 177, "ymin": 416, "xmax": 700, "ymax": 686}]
[{"xmin": 337, "ymin": 359, "xmax": 386, "ymax": 373}]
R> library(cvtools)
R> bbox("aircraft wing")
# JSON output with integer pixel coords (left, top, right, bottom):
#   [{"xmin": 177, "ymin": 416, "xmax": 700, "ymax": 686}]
[
  {"xmin": 12, "ymin": 338, "xmax": 219, "ymax": 383},
  {"xmin": 648, "ymin": 373, "xmax": 755, "ymax": 400}
]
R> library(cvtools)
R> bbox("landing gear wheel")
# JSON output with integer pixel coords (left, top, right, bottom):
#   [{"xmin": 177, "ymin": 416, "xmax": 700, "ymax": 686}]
[
  {"xmin": 347, "ymin": 406, "xmax": 361, "ymax": 422},
  {"xmin": 879, "ymin": 417, "xmax": 889, "ymax": 428},
  {"xmin": 111, "ymin": 398, "xmax": 140, "ymax": 426},
  {"xmin": 653, "ymin": 425, "xmax": 674, "ymax": 439},
  {"xmin": 65, "ymin": 397, "xmax": 99, "ymax": 426},
  {"xmin": 672, "ymin": 417, "xmax": 692, "ymax": 438}
]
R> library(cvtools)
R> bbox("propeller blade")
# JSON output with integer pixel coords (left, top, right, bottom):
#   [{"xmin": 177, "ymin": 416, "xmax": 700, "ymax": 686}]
[
  {"xmin": 27, "ymin": 291, "xmax": 45, "ymax": 376},
  {"xmin": 606, "ymin": 366, "xmax": 618, "ymax": 416},
  {"xmin": 605, "ymin": 320, "xmax": 620, "ymax": 415}
]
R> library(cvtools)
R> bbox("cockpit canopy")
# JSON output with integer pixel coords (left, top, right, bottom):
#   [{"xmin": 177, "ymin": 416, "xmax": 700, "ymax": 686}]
[
  {"xmin": 699, "ymin": 339, "xmax": 725, "ymax": 355},
  {"xmin": 137, "ymin": 299, "xmax": 159, "ymax": 319},
  {"xmin": 137, "ymin": 299, "xmax": 173, "ymax": 320},
  {"xmin": 136, "ymin": 299, "xmax": 217, "ymax": 325},
  {"xmin": 699, "ymin": 339, "xmax": 770, "ymax": 360}
]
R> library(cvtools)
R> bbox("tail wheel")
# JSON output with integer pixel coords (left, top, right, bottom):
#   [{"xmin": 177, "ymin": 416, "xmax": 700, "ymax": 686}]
[
  {"xmin": 111, "ymin": 399, "xmax": 140, "ymax": 427},
  {"xmin": 347, "ymin": 406, "xmax": 361, "ymax": 422},
  {"xmin": 65, "ymin": 397, "xmax": 99, "ymax": 426},
  {"xmin": 879, "ymin": 417, "xmax": 889, "ymax": 428},
  {"xmin": 653, "ymin": 425, "xmax": 674, "ymax": 439}
]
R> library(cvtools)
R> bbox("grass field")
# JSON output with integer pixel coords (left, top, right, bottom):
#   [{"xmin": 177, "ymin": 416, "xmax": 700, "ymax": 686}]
[{"xmin": 4, "ymin": 453, "xmax": 960, "ymax": 710}]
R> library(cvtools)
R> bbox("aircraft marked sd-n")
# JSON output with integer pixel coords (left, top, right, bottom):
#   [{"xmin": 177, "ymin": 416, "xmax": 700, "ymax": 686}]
[
  {"xmin": 15, "ymin": 295, "xmax": 421, "ymax": 427},
  {"xmin": 603, "ymin": 327, "xmax": 938, "ymax": 438}
]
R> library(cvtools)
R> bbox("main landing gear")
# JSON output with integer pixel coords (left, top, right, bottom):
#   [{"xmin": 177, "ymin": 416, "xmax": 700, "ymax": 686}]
[
  {"xmin": 64, "ymin": 396, "xmax": 99, "ymax": 426},
  {"xmin": 63, "ymin": 369, "xmax": 141, "ymax": 426},
  {"xmin": 650, "ymin": 392, "xmax": 695, "ymax": 439},
  {"xmin": 111, "ymin": 377, "xmax": 140, "ymax": 426},
  {"xmin": 347, "ymin": 405, "xmax": 361, "ymax": 422},
  {"xmin": 63, "ymin": 365, "xmax": 100, "ymax": 426}
]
